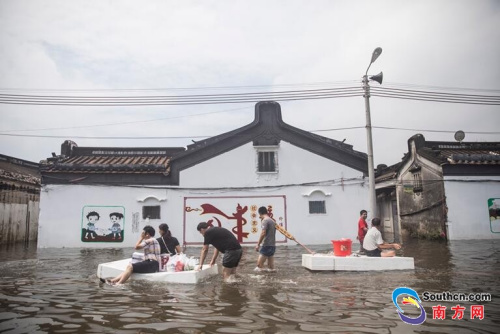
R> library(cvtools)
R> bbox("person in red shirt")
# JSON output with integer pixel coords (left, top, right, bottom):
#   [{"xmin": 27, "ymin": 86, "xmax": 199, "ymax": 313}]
[{"xmin": 357, "ymin": 210, "xmax": 368, "ymax": 253}]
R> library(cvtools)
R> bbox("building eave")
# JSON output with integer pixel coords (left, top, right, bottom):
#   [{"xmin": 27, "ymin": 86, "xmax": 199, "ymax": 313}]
[{"xmin": 169, "ymin": 101, "xmax": 368, "ymax": 184}]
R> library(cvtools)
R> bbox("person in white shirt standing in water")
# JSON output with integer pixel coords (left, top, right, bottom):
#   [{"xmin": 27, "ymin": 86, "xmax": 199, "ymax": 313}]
[
  {"xmin": 363, "ymin": 218, "xmax": 401, "ymax": 257},
  {"xmin": 254, "ymin": 206, "xmax": 277, "ymax": 272}
]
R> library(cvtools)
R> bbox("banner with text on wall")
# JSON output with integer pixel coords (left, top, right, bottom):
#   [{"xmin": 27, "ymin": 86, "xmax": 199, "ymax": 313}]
[
  {"xmin": 488, "ymin": 198, "xmax": 500, "ymax": 233},
  {"xmin": 183, "ymin": 196, "xmax": 288, "ymax": 245}
]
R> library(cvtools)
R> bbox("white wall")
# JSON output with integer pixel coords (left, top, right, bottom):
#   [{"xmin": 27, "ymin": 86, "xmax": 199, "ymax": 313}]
[
  {"xmin": 444, "ymin": 175, "xmax": 500, "ymax": 240},
  {"xmin": 38, "ymin": 141, "xmax": 369, "ymax": 248},
  {"xmin": 180, "ymin": 141, "xmax": 364, "ymax": 188},
  {"xmin": 38, "ymin": 185, "xmax": 172, "ymax": 248},
  {"xmin": 38, "ymin": 182, "xmax": 368, "ymax": 248}
]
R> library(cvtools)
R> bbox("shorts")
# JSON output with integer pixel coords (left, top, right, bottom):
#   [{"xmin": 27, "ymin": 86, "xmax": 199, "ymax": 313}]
[
  {"xmin": 365, "ymin": 248, "xmax": 382, "ymax": 257},
  {"xmin": 259, "ymin": 246, "xmax": 276, "ymax": 257},
  {"xmin": 222, "ymin": 249, "xmax": 243, "ymax": 268},
  {"xmin": 132, "ymin": 260, "xmax": 159, "ymax": 273}
]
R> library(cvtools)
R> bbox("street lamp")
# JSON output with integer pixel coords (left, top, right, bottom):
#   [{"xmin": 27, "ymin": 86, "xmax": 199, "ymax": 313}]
[{"xmin": 363, "ymin": 47, "xmax": 383, "ymax": 218}]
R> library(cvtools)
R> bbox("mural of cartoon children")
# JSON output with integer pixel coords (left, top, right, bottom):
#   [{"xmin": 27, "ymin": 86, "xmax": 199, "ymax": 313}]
[
  {"xmin": 109, "ymin": 212, "xmax": 124, "ymax": 240},
  {"xmin": 85, "ymin": 211, "xmax": 100, "ymax": 240}
]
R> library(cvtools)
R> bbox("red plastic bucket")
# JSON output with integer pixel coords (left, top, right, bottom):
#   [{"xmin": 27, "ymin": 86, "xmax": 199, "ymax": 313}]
[{"xmin": 331, "ymin": 239, "xmax": 352, "ymax": 256}]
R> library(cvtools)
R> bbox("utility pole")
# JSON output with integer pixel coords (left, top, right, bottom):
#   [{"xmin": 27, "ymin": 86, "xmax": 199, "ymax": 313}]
[{"xmin": 362, "ymin": 47, "xmax": 383, "ymax": 218}]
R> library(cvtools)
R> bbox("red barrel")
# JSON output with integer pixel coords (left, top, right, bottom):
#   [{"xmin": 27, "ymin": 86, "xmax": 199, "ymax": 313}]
[{"xmin": 331, "ymin": 239, "xmax": 352, "ymax": 256}]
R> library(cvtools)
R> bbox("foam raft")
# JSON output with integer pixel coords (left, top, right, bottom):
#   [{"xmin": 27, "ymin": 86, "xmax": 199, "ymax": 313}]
[
  {"xmin": 302, "ymin": 254, "xmax": 414, "ymax": 271},
  {"xmin": 97, "ymin": 259, "xmax": 219, "ymax": 284}
]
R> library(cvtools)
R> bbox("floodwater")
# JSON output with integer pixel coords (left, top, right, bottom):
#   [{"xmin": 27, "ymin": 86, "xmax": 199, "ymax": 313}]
[{"xmin": 0, "ymin": 239, "xmax": 499, "ymax": 334}]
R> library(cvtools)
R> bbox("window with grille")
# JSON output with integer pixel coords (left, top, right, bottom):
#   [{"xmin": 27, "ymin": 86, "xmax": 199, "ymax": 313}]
[
  {"xmin": 309, "ymin": 200, "xmax": 326, "ymax": 214},
  {"xmin": 142, "ymin": 205, "xmax": 161, "ymax": 219},
  {"xmin": 258, "ymin": 151, "xmax": 276, "ymax": 172},
  {"xmin": 413, "ymin": 172, "xmax": 423, "ymax": 192}
]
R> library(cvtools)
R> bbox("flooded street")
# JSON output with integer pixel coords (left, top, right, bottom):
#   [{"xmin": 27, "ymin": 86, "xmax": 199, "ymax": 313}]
[{"xmin": 0, "ymin": 239, "xmax": 499, "ymax": 333}]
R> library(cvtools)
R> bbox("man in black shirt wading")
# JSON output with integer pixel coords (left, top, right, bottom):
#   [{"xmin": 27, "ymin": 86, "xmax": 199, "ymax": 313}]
[{"xmin": 196, "ymin": 222, "xmax": 243, "ymax": 281}]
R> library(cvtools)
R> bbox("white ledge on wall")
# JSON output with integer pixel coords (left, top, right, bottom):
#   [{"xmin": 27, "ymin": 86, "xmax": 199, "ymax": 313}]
[
  {"xmin": 137, "ymin": 195, "xmax": 167, "ymax": 203},
  {"xmin": 302, "ymin": 189, "xmax": 332, "ymax": 197}
]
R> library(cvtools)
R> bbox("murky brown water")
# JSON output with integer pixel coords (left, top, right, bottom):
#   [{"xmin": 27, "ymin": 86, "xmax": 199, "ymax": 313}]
[{"xmin": 0, "ymin": 239, "xmax": 499, "ymax": 333}]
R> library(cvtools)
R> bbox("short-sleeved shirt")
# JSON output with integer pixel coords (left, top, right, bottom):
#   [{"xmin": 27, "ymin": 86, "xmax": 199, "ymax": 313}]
[
  {"xmin": 204, "ymin": 227, "xmax": 241, "ymax": 253},
  {"xmin": 157, "ymin": 236, "xmax": 180, "ymax": 255},
  {"xmin": 363, "ymin": 227, "xmax": 384, "ymax": 251},
  {"xmin": 140, "ymin": 238, "xmax": 161, "ymax": 262},
  {"xmin": 261, "ymin": 217, "xmax": 276, "ymax": 247},
  {"xmin": 357, "ymin": 217, "xmax": 368, "ymax": 241}
]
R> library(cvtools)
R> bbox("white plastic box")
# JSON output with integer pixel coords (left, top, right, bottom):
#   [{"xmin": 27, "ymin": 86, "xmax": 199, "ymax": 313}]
[{"xmin": 302, "ymin": 254, "xmax": 414, "ymax": 271}]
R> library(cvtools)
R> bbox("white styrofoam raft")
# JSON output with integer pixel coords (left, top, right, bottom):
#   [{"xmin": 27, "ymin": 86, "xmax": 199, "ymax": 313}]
[
  {"xmin": 97, "ymin": 259, "xmax": 220, "ymax": 284},
  {"xmin": 302, "ymin": 254, "xmax": 414, "ymax": 271}
]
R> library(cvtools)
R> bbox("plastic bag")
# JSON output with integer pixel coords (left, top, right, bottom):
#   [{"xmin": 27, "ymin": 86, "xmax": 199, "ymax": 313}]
[
  {"xmin": 176, "ymin": 254, "xmax": 189, "ymax": 272},
  {"xmin": 166, "ymin": 254, "xmax": 178, "ymax": 272},
  {"xmin": 165, "ymin": 253, "xmax": 196, "ymax": 272},
  {"xmin": 175, "ymin": 260, "xmax": 185, "ymax": 272},
  {"xmin": 130, "ymin": 251, "xmax": 144, "ymax": 264},
  {"xmin": 184, "ymin": 257, "xmax": 199, "ymax": 271},
  {"xmin": 159, "ymin": 253, "xmax": 170, "ymax": 272}
]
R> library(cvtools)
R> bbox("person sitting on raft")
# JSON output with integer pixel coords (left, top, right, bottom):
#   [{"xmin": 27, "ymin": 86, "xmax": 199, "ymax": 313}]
[
  {"xmin": 157, "ymin": 223, "xmax": 182, "ymax": 256},
  {"xmin": 363, "ymin": 218, "xmax": 401, "ymax": 257},
  {"xmin": 104, "ymin": 225, "xmax": 161, "ymax": 285}
]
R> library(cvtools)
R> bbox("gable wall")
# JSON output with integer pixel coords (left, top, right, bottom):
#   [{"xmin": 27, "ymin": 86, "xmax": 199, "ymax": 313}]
[
  {"xmin": 396, "ymin": 143, "xmax": 446, "ymax": 238},
  {"xmin": 180, "ymin": 141, "xmax": 364, "ymax": 188}
]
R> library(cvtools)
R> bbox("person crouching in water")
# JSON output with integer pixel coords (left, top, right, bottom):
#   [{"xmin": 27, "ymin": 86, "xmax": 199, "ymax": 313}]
[
  {"xmin": 105, "ymin": 225, "xmax": 160, "ymax": 285},
  {"xmin": 157, "ymin": 223, "xmax": 182, "ymax": 256},
  {"xmin": 196, "ymin": 222, "xmax": 242, "ymax": 282},
  {"xmin": 363, "ymin": 218, "xmax": 401, "ymax": 257}
]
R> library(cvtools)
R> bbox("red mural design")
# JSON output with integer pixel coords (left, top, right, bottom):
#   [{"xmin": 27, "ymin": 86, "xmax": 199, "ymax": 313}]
[{"xmin": 200, "ymin": 203, "xmax": 249, "ymax": 242}]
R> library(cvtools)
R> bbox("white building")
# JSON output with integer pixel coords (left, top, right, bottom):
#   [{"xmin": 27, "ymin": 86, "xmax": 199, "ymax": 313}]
[{"xmin": 38, "ymin": 101, "xmax": 369, "ymax": 248}]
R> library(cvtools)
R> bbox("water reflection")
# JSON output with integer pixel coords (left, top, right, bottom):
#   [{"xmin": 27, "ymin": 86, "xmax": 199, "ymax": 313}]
[{"xmin": 0, "ymin": 239, "xmax": 499, "ymax": 333}]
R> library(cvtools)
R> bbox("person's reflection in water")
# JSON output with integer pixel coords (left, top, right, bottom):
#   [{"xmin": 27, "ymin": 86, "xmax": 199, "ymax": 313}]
[{"xmin": 194, "ymin": 283, "xmax": 254, "ymax": 332}]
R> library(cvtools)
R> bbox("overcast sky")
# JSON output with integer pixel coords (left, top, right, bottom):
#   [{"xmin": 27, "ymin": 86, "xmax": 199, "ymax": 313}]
[{"xmin": 1, "ymin": 0, "xmax": 499, "ymax": 167}]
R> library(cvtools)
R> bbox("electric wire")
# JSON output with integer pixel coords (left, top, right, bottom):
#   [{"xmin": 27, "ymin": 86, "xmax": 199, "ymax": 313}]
[
  {"xmin": 371, "ymin": 126, "xmax": 500, "ymax": 135},
  {"xmin": 382, "ymin": 81, "xmax": 500, "ymax": 94},
  {"xmin": 1, "ymin": 125, "xmax": 499, "ymax": 140},
  {"xmin": 0, "ymin": 87, "xmax": 362, "ymax": 106},
  {"xmin": 371, "ymin": 87, "xmax": 500, "ymax": 105},
  {"xmin": 0, "ymin": 80, "xmax": 359, "ymax": 93},
  {"xmin": 0, "ymin": 106, "xmax": 251, "ymax": 133},
  {"xmin": 1, "ymin": 83, "xmax": 499, "ymax": 105}
]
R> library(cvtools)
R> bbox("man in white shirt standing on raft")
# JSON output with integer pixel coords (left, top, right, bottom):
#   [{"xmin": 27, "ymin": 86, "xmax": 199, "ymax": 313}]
[{"xmin": 363, "ymin": 218, "xmax": 401, "ymax": 257}]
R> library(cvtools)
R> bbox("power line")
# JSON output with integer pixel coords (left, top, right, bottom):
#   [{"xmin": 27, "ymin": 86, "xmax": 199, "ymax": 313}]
[
  {"xmin": 0, "ymin": 87, "xmax": 362, "ymax": 106},
  {"xmin": 371, "ymin": 87, "xmax": 500, "ymax": 105},
  {"xmin": 0, "ymin": 87, "xmax": 360, "ymax": 100},
  {"xmin": 0, "ymin": 106, "xmax": 250, "ymax": 133},
  {"xmin": 1, "ymin": 80, "xmax": 498, "ymax": 94},
  {"xmin": 0, "ymin": 133, "xmax": 211, "ymax": 139},
  {"xmin": 1, "ymin": 83, "xmax": 499, "ymax": 105},
  {"xmin": 0, "ymin": 80, "xmax": 360, "ymax": 93},
  {"xmin": 1, "ymin": 125, "xmax": 499, "ymax": 140},
  {"xmin": 372, "ymin": 126, "xmax": 500, "ymax": 134},
  {"xmin": 382, "ymin": 81, "xmax": 500, "ymax": 94}
]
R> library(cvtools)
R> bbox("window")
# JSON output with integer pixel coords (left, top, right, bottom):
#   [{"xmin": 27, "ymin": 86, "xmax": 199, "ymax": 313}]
[
  {"xmin": 413, "ymin": 172, "xmax": 423, "ymax": 192},
  {"xmin": 258, "ymin": 151, "xmax": 277, "ymax": 172},
  {"xmin": 309, "ymin": 200, "xmax": 326, "ymax": 214},
  {"xmin": 409, "ymin": 164, "xmax": 423, "ymax": 193},
  {"xmin": 142, "ymin": 205, "xmax": 160, "ymax": 219}
]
